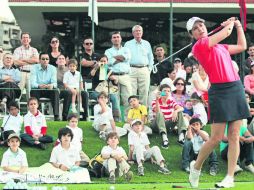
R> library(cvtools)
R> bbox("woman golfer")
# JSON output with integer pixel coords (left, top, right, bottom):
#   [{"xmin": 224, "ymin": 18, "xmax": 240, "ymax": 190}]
[{"xmin": 186, "ymin": 17, "xmax": 250, "ymax": 188}]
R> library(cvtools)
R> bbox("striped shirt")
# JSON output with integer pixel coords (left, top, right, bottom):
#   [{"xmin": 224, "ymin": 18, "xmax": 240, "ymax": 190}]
[{"xmin": 151, "ymin": 97, "xmax": 178, "ymax": 120}]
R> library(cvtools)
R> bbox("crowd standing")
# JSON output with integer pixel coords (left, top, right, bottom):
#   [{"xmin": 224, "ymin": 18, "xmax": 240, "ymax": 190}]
[{"xmin": 0, "ymin": 20, "xmax": 254, "ymax": 186}]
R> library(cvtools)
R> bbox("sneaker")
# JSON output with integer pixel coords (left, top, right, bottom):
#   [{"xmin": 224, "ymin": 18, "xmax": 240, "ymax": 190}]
[
  {"xmin": 245, "ymin": 164, "xmax": 254, "ymax": 174},
  {"xmin": 158, "ymin": 166, "xmax": 171, "ymax": 175},
  {"xmin": 215, "ymin": 175, "xmax": 234, "ymax": 188},
  {"xmin": 138, "ymin": 166, "xmax": 144, "ymax": 176},
  {"xmin": 109, "ymin": 174, "xmax": 115, "ymax": 184},
  {"xmin": 161, "ymin": 140, "xmax": 169, "ymax": 149},
  {"xmin": 189, "ymin": 161, "xmax": 201, "ymax": 188},
  {"xmin": 79, "ymin": 105, "xmax": 84, "ymax": 112},
  {"xmin": 183, "ymin": 167, "xmax": 190, "ymax": 173},
  {"xmin": 209, "ymin": 165, "xmax": 218, "ymax": 176},
  {"xmin": 177, "ymin": 140, "xmax": 184, "ymax": 146},
  {"xmin": 37, "ymin": 143, "xmax": 46, "ymax": 150},
  {"xmin": 124, "ymin": 170, "xmax": 133, "ymax": 181},
  {"xmin": 234, "ymin": 164, "xmax": 243, "ymax": 175},
  {"xmin": 99, "ymin": 131, "xmax": 106, "ymax": 140},
  {"xmin": 178, "ymin": 132, "xmax": 185, "ymax": 141},
  {"xmin": 72, "ymin": 106, "xmax": 78, "ymax": 113},
  {"xmin": 1, "ymin": 97, "xmax": 7, "ymax": 105}
]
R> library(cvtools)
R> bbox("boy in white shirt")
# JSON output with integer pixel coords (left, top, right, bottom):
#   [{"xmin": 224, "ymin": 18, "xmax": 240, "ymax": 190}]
[
  {"xmin": 0, "ymin": 101, "xmax": 23, "ymax": 145},
  {"xmin": 1, "ymin": 133, "xmax": 28, "ymax": 174},
  {"xmin": 50, "ymin": 127, "xmax": 81, "ymax": 171},
  {"xmin": 66, "ymin": 113, "xmax": 90, "ymax": 164},
  {"xmin": 189, "ymin": 92, "xmax": 208, "ymax": 126},
  {"xmin": 20, "ymin": 97, "xmax": 53, "ymax": 150},
  {"xmin": 182, "ymin": 118, "xmax": 218, "ymax": 175},
  {"xmin": 101, "ymin": 132, "xmax": 133, "ymax": 184},
  {"xmin": 128, "ymin": 119, "xmax": 171, "ymax": 176},
  {"xmin": 93, "ymin": 91, "xmax": 127, "ymax": 140},
  {"xmin": 63, "ymin": 59, "xmax": 87, "ymax": 114}
]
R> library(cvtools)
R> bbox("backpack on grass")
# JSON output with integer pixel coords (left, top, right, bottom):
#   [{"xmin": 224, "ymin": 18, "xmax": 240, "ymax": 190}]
[{"xmin": 88, "ymin": 153, "xmax": 108, "ymax": 178}]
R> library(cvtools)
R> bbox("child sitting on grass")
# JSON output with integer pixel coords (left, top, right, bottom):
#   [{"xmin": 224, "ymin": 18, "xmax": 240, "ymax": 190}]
[
  {"xmin": 0, "ymin": 101, "xmax": 23, "ymax": 145},
  {"xmin": 101, "ymin": 132, "xmax": 133, "ymax": 184},
  {"xmin": 50, "ymin": 127, "xmax": 81, "ymax": 171},
  {"xmin": 128, "ymin": 119, "xmax": 171, "ymax": 176},
  {"xmin": 182, "ymin": 118, "xmax": 218, "ymax": 175},
  {"xmin": 20, "ymin": 97, "xmax": 53, "ymax": 150},
  {"xmin": 54, "ymin": 113, "xmax": 90, "ymax": 165},
  {"xmin": 1, "ymin": 133, "xmax": 28, "ymax": 174},
  {"xmin": 93, "ymin": 91, "xmax": 127, "ymax": 140},
  {"xmin": 123, "ymin": 95, "xmax": 152, "ymax": 135}
]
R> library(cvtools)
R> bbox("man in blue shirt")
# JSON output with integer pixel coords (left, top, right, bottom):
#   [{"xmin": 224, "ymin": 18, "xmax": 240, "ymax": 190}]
[
  {"xmin": 0, "ymin": 53, "xmax": 21, "ymax": 106},
  {"xmin": 105, "ymin": 31, "xmax": 132, "ymax": 107},
  {"xmin": 30, "ymin": 52, "xmax": 60, "ymax": 121},
  {"xmin": 124, "ymin": 25, "xmax": 154, "ymax": 106}
]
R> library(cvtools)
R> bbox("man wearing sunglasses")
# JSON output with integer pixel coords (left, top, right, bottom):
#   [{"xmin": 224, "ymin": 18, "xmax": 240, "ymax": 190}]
[
  {"xmin": 13, "ymin": 32, "xmax": 39, "ymax": 100},
  {"xmin": 30, "ymin": 53, "xmax": 60, "ymax": 121},
  {"xmin": 80, "ymin": 37, "xmax": 99, "ymax": 83}
]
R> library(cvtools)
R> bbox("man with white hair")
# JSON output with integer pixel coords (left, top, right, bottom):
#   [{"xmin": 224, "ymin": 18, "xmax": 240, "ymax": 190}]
[{"xmin": 124, "ymin": 25, "xmax": 154, "ymax": 106}]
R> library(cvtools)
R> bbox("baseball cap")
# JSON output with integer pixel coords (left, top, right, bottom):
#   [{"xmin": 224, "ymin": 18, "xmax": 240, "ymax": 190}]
[
  {"xmin": 186, "ymin": 17, "xmax": 205, "ymax": 32},
  {"xmin": 131, "ymin": 119, "xmax": 143, "ymax": 127},
  {"xmin": 174, "ymin": 58, "xmax": 181, "ymax": 63},
  {"xmin": 8, "ymin": 133, "xmax": 21, "ymax": 142}
]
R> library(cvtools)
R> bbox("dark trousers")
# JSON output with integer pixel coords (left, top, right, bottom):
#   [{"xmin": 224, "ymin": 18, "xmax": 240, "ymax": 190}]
[
  {"xmin": 60, "ymin": 90, "xmax": 72, "ymax": 120},
  {"xmin": 81, "ymin": 91, "xmax": 88, "ymax": 120},
  {"xmin": 30, "ymin": 89, "xmax": 59, "ymax": 117},
  {"xmin": 0, "ymin": 82, "xmax": 21, "ymax": 104},
  {"xmin": 60, "ymin": 90, "xmax": 88, "ymax": 120},
  {"xmin": 20, "ymin": 133, "xmax": 53, "ymax": 146},
  {"xmin": 182, "ymin": 140, "xmax": 218, "ymax": 169},
  {"xmin": 221, "ymin": 142, "xmax": 254, "ymax": 166}
]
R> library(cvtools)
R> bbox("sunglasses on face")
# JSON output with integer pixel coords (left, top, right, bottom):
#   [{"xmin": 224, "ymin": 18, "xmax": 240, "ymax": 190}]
[
  {"xmin": 41, "ymin": 58, "xmax": 49, "ymax": 61},
  {"xmin": 85, "ymin": 43, "xmax": 93, "ymax": 45},
  {"xmin": 176, "ymin": 83, "xmax": 184, "ymax": 86},
  {"xmin": 51, "ymin": 40, "xmax": 58, "ymax": 44}
]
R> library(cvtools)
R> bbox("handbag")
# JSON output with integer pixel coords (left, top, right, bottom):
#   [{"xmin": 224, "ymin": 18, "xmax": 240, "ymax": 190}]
[{"xmin": 95, "ymin": 80, "xmax": 118, "ymax": 94}]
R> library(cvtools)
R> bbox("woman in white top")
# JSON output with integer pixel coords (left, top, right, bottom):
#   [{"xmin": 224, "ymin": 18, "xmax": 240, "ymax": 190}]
[{"xmin": 191, "ymin": 63, "xmax": 210, "ymax": 106}]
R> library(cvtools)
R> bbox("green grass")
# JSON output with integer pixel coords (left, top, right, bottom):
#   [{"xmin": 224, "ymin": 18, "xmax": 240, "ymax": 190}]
[{"xmin": 0, "ymin": 121, "xmax": 253, "ymax": 189}]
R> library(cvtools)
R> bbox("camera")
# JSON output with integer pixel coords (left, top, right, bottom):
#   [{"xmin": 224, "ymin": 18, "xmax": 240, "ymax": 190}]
[{"xmin": 160, "ymin": 91, "xmax": 166, "ymax": 96}]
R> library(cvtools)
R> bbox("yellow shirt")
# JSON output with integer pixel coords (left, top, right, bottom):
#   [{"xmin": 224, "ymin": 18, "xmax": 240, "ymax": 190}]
[{"xmin": 127, "ymin": 105, "xmax": 147, "ymax": 120}]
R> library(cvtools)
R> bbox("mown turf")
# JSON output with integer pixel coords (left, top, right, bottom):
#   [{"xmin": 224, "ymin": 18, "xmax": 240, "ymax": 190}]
[{"xmin": 0, "ymin": 121, "xmax": 253, "ymax": 188}]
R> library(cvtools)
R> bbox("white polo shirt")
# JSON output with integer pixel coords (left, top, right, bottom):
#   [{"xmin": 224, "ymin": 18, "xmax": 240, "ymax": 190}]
[
  {"xmin": 24, "ymin": 111, "xmax": 47, "ymax": 135},
  {"xmin": 1, "ymin": 148, "xmax": 28, "ymax": 167},
  {"xmin": 93, "ymin": 104, "xmax": 113, "ymax": 127},
  {"xmin": 2, "ymin": 114, "xmax": 23, "ymax": 135},
  {"xmin": 128, "ymin": 131, "xmax": 150, "ymax": 153},
  {"xmin": 191, "ymin": 131, "xmax": 209, "ymax": 154},
  {"xmin": 50, "ymin": 144, "xmax": 81, "ymax": 168},
  {"xmin": 66, "ymin": 125, "xmax": 83, "ymax": 152},
  {"xmin": 101, "ymin": 145, "xmax": 126, "ymax": 166},
  {"xmin": 63, "ymin": 70, "xmax": 83, "ymax": 89}
]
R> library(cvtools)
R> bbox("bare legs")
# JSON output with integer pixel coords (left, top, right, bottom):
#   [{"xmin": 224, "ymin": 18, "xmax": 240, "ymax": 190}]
[{"xmin": 194, "ymin": 120, "xmax": 241, "ymax": 177}]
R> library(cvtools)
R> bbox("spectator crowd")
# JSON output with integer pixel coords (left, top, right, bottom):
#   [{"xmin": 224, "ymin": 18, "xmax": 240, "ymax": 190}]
[{"xmin": 0, "ymin": 24, "xmax": 254, "ymax": 184}]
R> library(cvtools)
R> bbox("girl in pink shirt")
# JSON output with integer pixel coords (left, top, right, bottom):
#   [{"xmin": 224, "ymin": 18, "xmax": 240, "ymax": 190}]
[{"xmin": 186, "ymin": 17, "xmax": 250, "ymax": 188}]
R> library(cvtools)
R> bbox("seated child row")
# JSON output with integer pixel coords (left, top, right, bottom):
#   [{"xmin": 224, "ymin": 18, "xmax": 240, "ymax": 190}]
[
  {"xmin": 1, "ymin": 90, "xmax": 253, "ymax": 183},
  {"xmin": 1, "ymin": 115, "xmax": 254, "ymax": 184}
]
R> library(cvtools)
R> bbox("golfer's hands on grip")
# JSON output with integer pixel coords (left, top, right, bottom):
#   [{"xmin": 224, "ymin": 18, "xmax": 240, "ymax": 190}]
[{"xmin": 221, "ymin": 17, "xmax": 240, "ymax": 27}]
